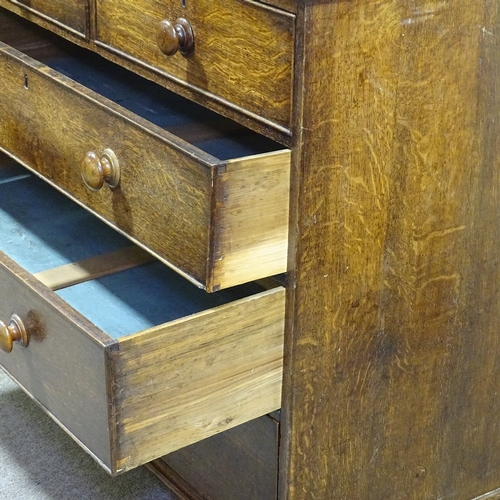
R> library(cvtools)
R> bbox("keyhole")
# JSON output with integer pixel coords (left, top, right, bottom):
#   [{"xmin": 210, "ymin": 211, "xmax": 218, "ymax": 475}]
[
  {"xmin": 182, "ymin": 0, "xmax": 186, "ymax": 7},
  {"xmin": 24, "ymin": 74, "xmax": 29, "ymax": 89}
]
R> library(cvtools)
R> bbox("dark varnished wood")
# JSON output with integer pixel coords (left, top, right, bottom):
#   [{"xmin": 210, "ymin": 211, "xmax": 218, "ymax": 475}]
[
  {"xmin": 147, "ymin": 460, "xmax": 203, "ymax": 500},
  {"xmin": 281, "ymin": 0, "xmax": 500, "ymax": 499},
  {"xmin": 95, "ymin": 0, "xmax": 294, "ymax": 134},
  {"xmin": 0, "ymin": 5, "xmax": 293, "ymax": 145},
  {"xmin": 0, "ymin": 252, "xmax": 112, "ymax": 467},
  {"xmin": 157, "ymin": 415, "xmax": 279, "ymax": 500}
]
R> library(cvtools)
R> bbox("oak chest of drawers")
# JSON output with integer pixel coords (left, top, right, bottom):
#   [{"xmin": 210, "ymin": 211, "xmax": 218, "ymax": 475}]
[{"xmin": 3, "ymin": 1, "xmax": 499, "ymax": 500}]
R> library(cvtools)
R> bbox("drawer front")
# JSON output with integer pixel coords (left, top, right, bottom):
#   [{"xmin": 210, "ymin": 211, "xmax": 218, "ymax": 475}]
[
  {"xmin": 0, "ymin": 256, "xmax": 112, "ymax": 467},
  {"xmin": 0, "ymin": 250, "xmax": 285, "ymax": 475},
  {"xmin": 95, "ymin": 0, "xmax": 295, "ymax": 132},
  {"xmin": 0, "ymin": 0, "xmax": 87, "ymax": 34},
  {"xmin": 0, "ymin": 38, "xmax": 290, "ymax": 290}
]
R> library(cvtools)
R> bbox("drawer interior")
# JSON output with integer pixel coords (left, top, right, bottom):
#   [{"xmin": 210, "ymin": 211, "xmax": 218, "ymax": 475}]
[{"xmin": 0, "ymin": 161, "xmax": 263, "ymax": 339}]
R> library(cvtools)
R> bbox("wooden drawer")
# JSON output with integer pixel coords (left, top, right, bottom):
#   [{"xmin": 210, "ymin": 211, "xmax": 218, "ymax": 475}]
[
  {"xmin": 0, "ymin": 0, "xmax": 87, "ymax": 35},
  {"xmin": 94, "ymin": 0, "xmax": 295, "ymax": 133},
  {"xmin": 0, "ymin": 161, "xmax": 284, "ymax": 475},
  {"xmin": 0, "ymin": 11, "xmax": 290, "ymax": 291}
]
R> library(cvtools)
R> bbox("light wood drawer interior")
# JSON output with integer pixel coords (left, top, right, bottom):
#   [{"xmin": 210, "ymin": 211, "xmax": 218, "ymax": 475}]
[
  {"xmin": 95, "ymin": 0, "xmax": 295, "ymax": 133},
  {"xmin": 0, "ymin": 0, "xmax": 88, "ymax": 35},
  {"xmin": 0, "ymin": 9, "xmax": 291, "ymax": 291},
  {"xmin": 0, "ymin": 160, "xmax": 285, "ymax": 475}
]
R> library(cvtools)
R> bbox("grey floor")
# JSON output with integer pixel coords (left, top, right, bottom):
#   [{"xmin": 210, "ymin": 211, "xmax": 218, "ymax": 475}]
[{"xmin": 0, "ymin": 369, "xmax": 176, "ymax": 500}]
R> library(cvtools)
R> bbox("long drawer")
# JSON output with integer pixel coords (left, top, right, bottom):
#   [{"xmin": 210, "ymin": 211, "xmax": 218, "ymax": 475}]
[
  {"xmin": 0, "ymin": 161, "xmax": 284, "ymax": 475},
  {"xmin": 0, "ymin": 10, "xmax": 290, "ymax": 291}
]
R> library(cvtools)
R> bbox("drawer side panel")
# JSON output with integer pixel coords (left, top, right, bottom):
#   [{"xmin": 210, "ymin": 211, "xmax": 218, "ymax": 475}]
[
  {"xmin": 211, "ymin": 150, "xmax": 290, "ymax": 290},
  {"xmin": 110, "ymin": 287, "xmax": 285, "ymax": 473}
]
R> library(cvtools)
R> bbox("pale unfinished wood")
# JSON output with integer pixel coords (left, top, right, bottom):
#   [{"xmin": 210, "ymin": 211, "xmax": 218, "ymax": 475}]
[
  {"xmin": 211, "ymin": 150, "xmax": 290, "ymax": 290},
  {"xmin": 34, "ymin": 246, "xmax": 154, "ymax": 291},
  {"xmin": 108, "ymin": 286, "xmax": 285, "ymax": 473}
]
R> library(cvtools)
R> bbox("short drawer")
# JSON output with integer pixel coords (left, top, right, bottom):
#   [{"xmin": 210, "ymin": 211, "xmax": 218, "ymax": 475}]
[
  {"xmin": 94, "ymin": 0, "xmax": 295, "ymax": 133},
  {"xmin": 155, "ymin": 414, "xmax": 279, "ymax": 500},
  {"xmin": 0, "ymin": 11, "xmax": 290, "ymax": 291},
  {"xmin": 0, "ymin": 0, "xmax": 87, "ymax": 35},
  {"xmin": 0, "ymin": 161, "xmax": 284, "ymax": 475}
]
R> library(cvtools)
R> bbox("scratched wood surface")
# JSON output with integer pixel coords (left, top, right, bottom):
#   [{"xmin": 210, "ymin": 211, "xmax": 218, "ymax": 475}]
[{"xmin": 281, "ymin": 0, "xmax": 500, "ymax": 499}]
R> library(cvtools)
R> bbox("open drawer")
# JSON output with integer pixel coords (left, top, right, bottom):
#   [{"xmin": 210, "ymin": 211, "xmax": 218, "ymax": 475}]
[
  {"xmin": 0, "ymin": 161, "xmax": 285, "ymax": 475},
  {"xmin": 0, "ymin": 9, "xmax": 290, "ymax": 291}
]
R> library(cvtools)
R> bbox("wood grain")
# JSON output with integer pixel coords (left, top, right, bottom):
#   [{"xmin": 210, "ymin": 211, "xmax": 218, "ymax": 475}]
[
  {"xmin": 94, "ymin": 0, "xmax": 294, "ymax": 132},
  {"xmin": 0, "ymin": 247, "xmax": 284, "ymax": 475},
  {"xmin": 109, "ymin": 286, "xmax": 285, "ymax": 474},
  {"xmin": 211, "ymin": 150, "xmax": 290, "ymax": 290},
  {"xmin": 34, "ymin": 246, "xmax": 154, "ymax": 291},
  {"xmin": 281, "ymin": 0, "xmax": 500, "ymax": 499},
  {"xmin": 0, "ymin": 5, "xmax": 292, "ymax": 144}
]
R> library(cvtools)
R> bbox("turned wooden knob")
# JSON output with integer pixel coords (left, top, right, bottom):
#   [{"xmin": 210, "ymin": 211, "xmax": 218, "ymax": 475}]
[
  {"xmin": 157, "ymin": 18, "xmax": 194, "ymax": 56},
  {"xmin": 81, "ymin": 148, "xmax": 120, "ymax": 191},
  {"xmin": 0, "ymin": 315, "xmax": 28, "ymax": 353}
]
